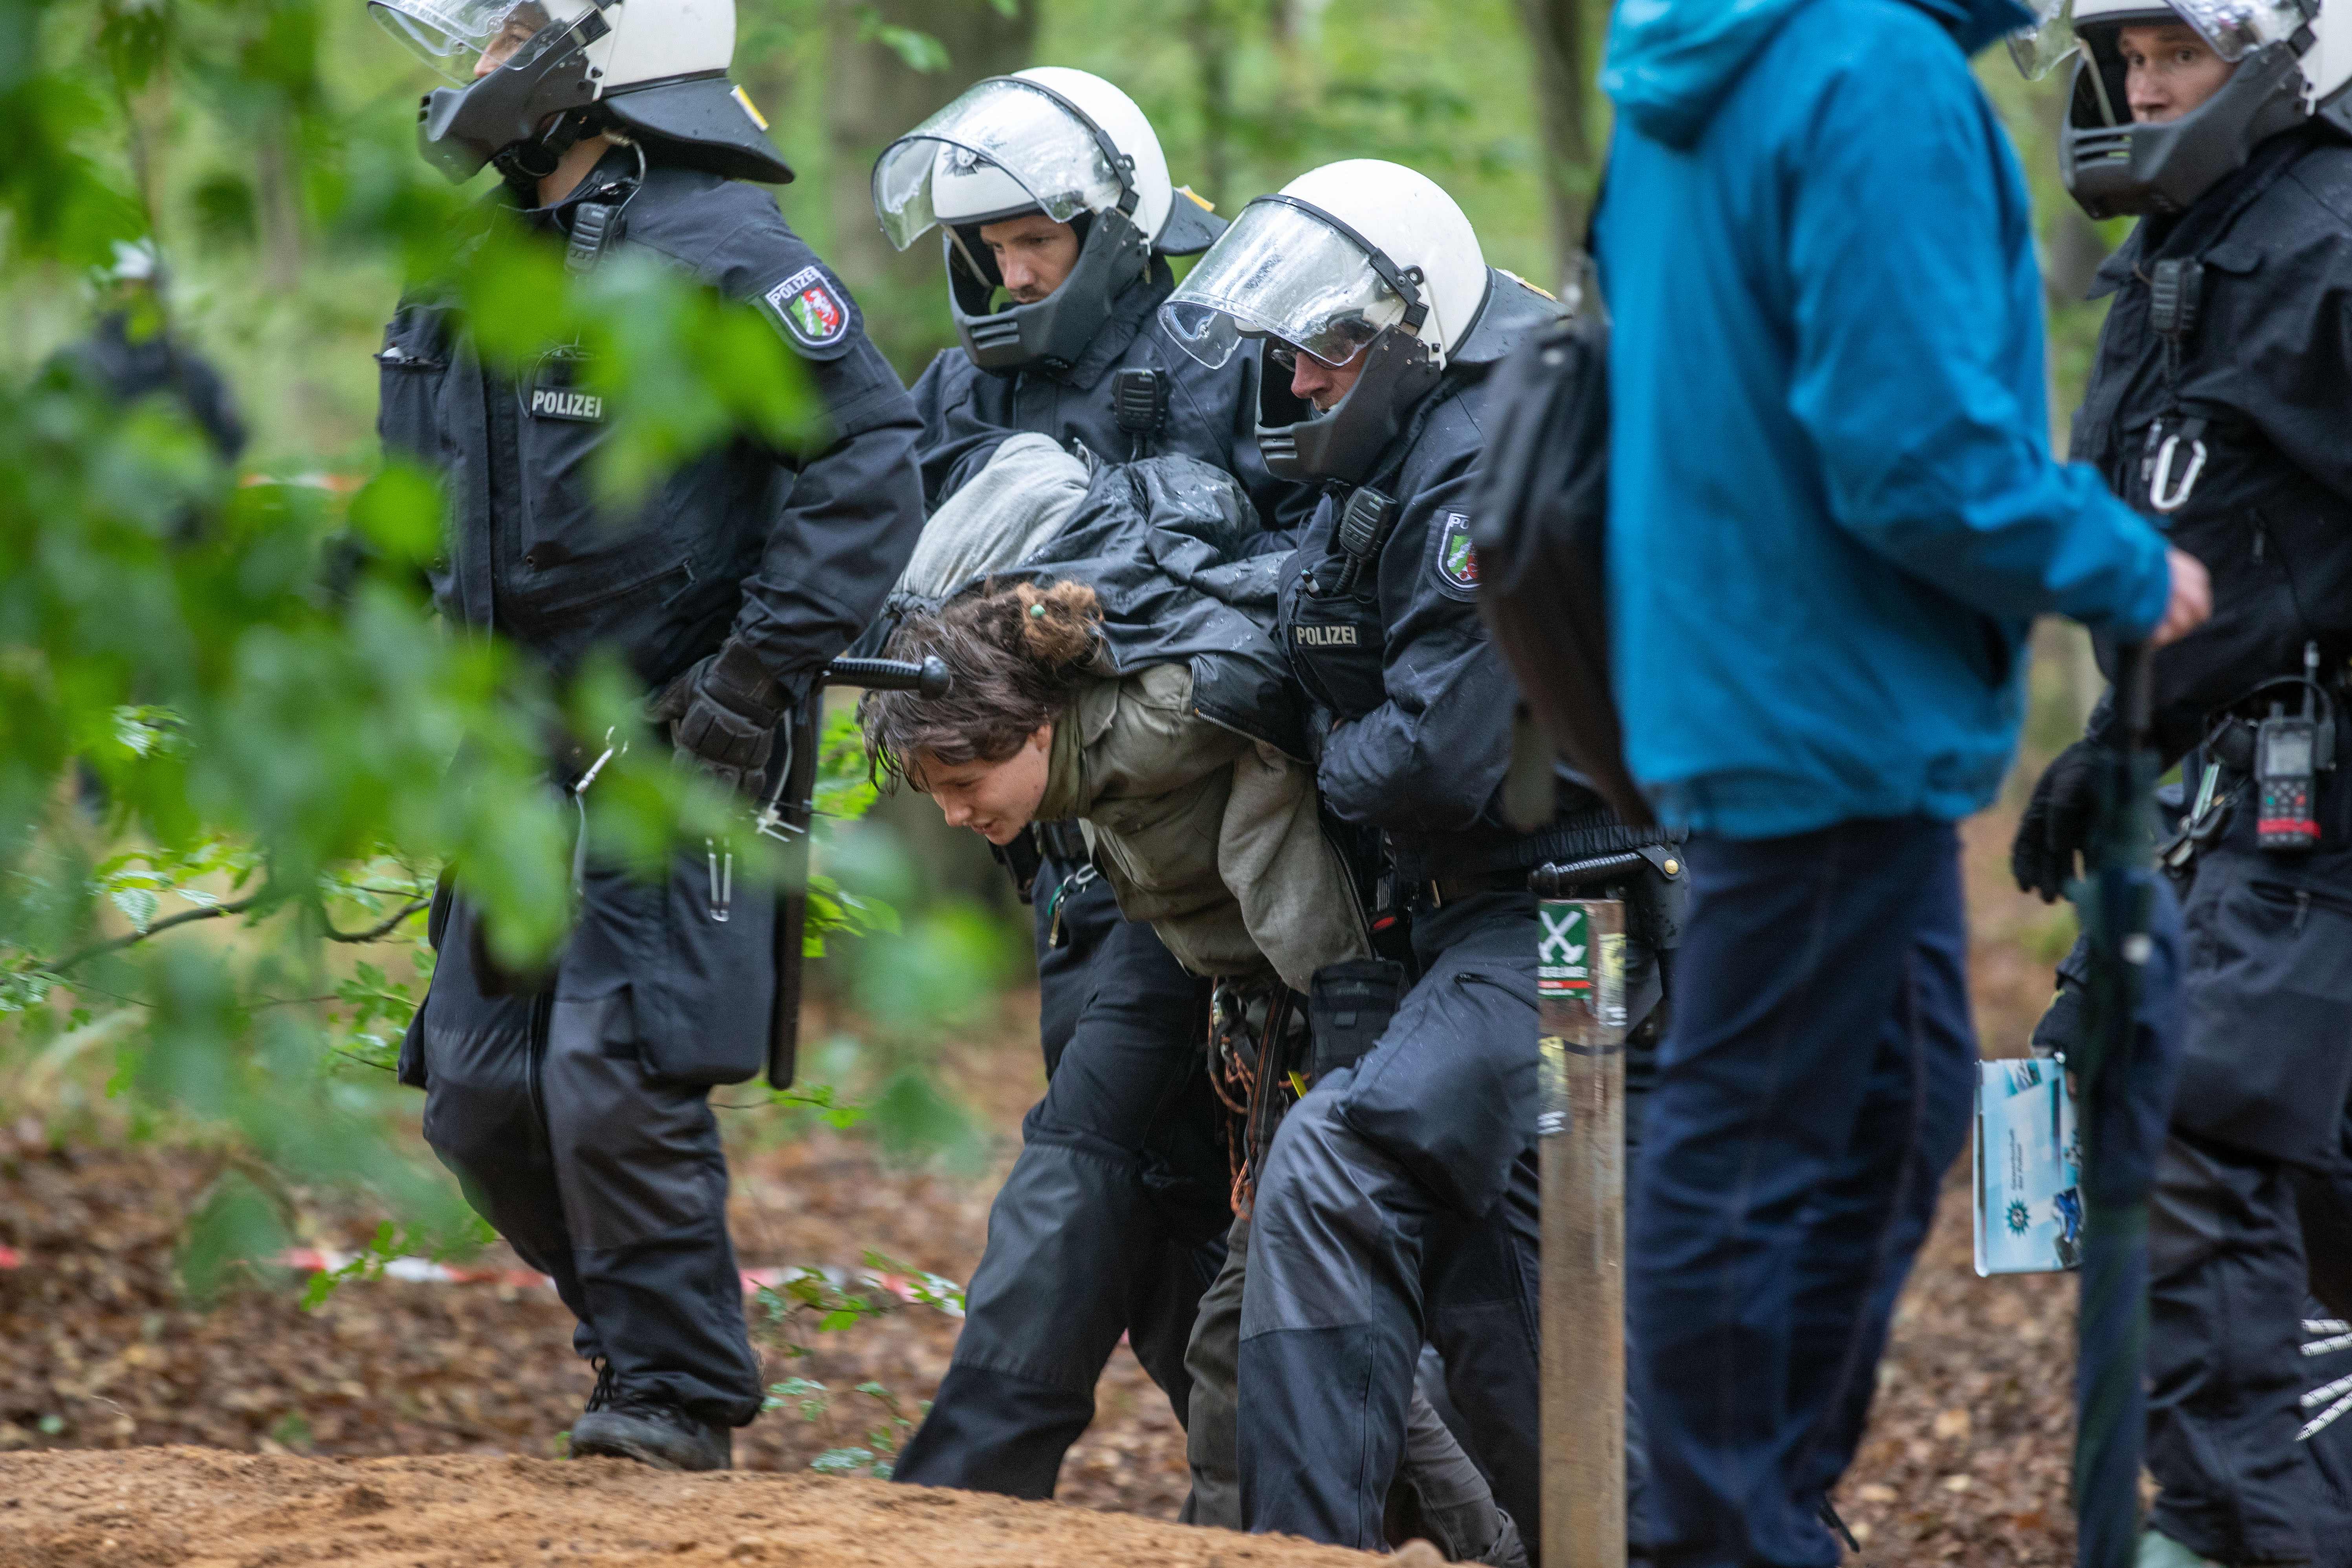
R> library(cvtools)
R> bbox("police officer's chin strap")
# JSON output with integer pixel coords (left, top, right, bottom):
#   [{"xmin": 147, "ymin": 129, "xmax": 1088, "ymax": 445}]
[{"xmin": 496, "ymin": 104, "xmax": 606, "ymax": 191}]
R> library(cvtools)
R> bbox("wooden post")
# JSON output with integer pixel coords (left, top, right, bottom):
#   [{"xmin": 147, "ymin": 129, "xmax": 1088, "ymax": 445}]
[{"xmin": 1537, "ymin": 897, "xmax": 1627, "ymax": 1568}]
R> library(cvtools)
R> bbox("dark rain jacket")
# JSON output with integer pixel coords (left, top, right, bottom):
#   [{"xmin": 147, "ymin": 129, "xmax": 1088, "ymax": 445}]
[
  {"xmin": 2074, "ymin": 123, "xmax": 2352, "ymax": 761},
  {"xmin": 907, "ymin": 260, "xmax": 1314, "ymax": 535},
  {"xmin": 55, "ymin": 311, "xmax": 247, "ymax": 462},
  {"xmin": 376, "ymin": 148, "xmax": 925, "ymax": 695},
  {"xmin": 1275, "ymin": 273, "xmax": 1661, "ymax": 888},
  {"xmin": 912, "ymin": 451, "xmax": 1309, "ymax": 762}
]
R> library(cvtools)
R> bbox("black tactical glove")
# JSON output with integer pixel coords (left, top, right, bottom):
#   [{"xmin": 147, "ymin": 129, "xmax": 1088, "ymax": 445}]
[
  {"xmin": 650, "ymin": 640, "xmax": 785, "ymax": 797},
  {"xmin": 2011, "ymin": 739, "xmax": 2104, "ymax": 903}
]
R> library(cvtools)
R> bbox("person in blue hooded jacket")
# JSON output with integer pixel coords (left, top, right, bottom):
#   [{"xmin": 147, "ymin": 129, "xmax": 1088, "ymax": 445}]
[{"xmin": 1594, "ymin": 0, "xmax": 2210, "ymax": 1563}]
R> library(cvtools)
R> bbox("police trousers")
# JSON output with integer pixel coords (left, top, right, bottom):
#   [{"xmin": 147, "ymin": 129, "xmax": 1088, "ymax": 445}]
[
  {"xmin": 1187, "ymin": 1210, "xmax": 1526, "ymax": 1561},
  {"xmin": 404, "ymin": 874, "xmax": 765, "ymax": 1426},
  {"xmin": 1237, "ymin": 891, "xmax": 1550, "ymax": 1551},
  {"xmin": 2145, "ymin": 829, "xmax": 2352, "ymax": 1564},
  {"xmin": 1633, "ymin": 817, "xmax": 1974, "ymax": 1568},
  {"xmin": 890, "ymin": 861, "xmax": 1228, "ymax": 1496}
]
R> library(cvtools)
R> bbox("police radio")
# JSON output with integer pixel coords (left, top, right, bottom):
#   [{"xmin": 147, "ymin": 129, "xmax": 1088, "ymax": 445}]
[
  {"xmin": 2255, "ymin": 643, "xmax": 2334, "ymax": 853},
  {"xmin": 1112, "ymin": 368, "xmax": 1168, "ymax": 461}
]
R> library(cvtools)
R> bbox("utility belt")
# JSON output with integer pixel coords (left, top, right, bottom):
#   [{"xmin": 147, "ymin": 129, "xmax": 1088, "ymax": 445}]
[{"xmin": 2164, "ymin": 646, "xmax": 2348, "ymax": 876}]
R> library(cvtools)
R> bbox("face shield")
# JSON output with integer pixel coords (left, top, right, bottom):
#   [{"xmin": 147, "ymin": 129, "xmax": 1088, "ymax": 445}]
[
  {"xmin": 369, "ymin": 0, "xmax": 558, "ymax": 82},
  {"xmin": 2014, "ymin": 0, "xmax": 2310, "ymax": 78},
  {"xmin": 2008, "ymin": 0, "xmax": 2080, "ymax": 78},
  {"xmin": 2162, "ymin": 0, "xmax": 2310, "ymax": 59},
  {"xmin": 872, "ymin": 78, "xmax": 1132, "ymax": 253},
  {"xmin": 1161, "ymin": 198, "xmax": 1410, "ymax": 372}
]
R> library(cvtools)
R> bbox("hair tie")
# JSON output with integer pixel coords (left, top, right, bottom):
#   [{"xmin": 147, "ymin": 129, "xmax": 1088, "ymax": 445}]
[{"xmin": 1029, "ymin": 603, "xmax": 1046, "ymax": 618}]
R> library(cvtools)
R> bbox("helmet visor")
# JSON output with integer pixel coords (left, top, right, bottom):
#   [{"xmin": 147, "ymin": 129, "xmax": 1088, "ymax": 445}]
[
  {"xmin": 368, "ymin": 0, "xmax": 554, "ymax": 83},
  {"xmin": 872, "ymin": 78, "xmax": 1126, "ymax": 252},
  {"xmin": 1160, "ymin": 199, "xmax": 1395, "ymax": 371},
  {"xmin": 2162, "ymin": 0, "xmax": 2305, "ymax": 60},
  {"xmin": 2007, "ymin": 0, "xmax": 2079, "ymax": 78}
]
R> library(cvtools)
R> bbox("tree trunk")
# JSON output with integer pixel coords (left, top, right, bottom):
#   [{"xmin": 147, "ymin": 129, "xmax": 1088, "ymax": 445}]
[
  {"xmin": 824, "ymin": 0, "xmax": 1039, "ymax": 375},
  {"xmin": 1515, "ymin": 0, "xmax": 1600, "ymax": 293},
  {"xmin": 1191, "ymin": 0, "xmax": 1239, "ymax": 211}
]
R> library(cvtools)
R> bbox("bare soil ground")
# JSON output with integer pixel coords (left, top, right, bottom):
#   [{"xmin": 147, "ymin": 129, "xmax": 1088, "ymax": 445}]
[
  {"xmin": 0, "ymin": 1447, "xmax": 1372, "ymax": 1567},
  {"xmin": 0, "ymin": 808, "xmax": 2090, "ymax": 1563}
]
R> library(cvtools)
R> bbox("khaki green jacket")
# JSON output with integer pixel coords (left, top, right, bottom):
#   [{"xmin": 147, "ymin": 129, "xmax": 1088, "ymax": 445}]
[{"xmin": 1033, "ymin": 664, "xmax": 1369, "ymax": 992}]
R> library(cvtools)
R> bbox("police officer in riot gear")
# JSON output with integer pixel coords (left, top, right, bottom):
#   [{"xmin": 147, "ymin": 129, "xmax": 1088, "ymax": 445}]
[
  {"xmin": 2010, "ymin": 3, "xmax": 2352, "ymax": 1561},
  {"xmin": 1164, "ymin": 160, "xmax": 1675, "ymax": 1551},
  {"xmin": 52, "ymin": 240, "xmax": 247, "ymax": 464},
  {"xmin": 873, "ymin": 68, "xmax": 1304, "ymax": 525},
  {"xmin": 369, "ymin": 0, "xmax": 924, "ymax": 1471},
  {"xmin": 868, "ymin": 67, "xmax": 1315, "ymax": 1500}
]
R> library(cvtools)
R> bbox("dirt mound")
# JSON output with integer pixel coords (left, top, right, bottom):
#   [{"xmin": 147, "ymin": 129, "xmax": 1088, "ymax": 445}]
[{"xmin": 0, "ymin": 1447, "xmax": 1371, "ymax": 1567}]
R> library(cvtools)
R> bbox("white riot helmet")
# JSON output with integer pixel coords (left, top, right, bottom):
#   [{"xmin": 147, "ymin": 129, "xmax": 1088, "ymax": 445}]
[
  {"xmin": 872, "ymin": 68, "xmax": 1225, "ymax": 372},
  {"xmin": 1162, "ymin": 160, "xmax": 1489, "ymax": 484},
  {"xmin": 370, "ymin": 0, "xmax": 791, "ymax": 187},
  {"xmin": 2013, "ymin": 0, "xmax": 2349, "ymax": 217}
]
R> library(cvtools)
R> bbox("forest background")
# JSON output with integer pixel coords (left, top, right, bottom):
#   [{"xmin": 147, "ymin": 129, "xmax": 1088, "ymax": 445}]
[{"xmin": 0, "ymin": 0, "xmax": 2112, "ymax": 1333}]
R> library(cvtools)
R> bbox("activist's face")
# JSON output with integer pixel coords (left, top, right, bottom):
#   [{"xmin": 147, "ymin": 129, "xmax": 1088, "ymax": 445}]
[
  {"xmin": 912, "ymin": 726, "xmax": 1055, "ymax": 846},
  {"xmin": 980, "ymin": 213, "xmax": 1082, "ymax": 304},
  {"xmin": 2120, "ymin": 23, "xmax": 2237, "ymax": 122}
]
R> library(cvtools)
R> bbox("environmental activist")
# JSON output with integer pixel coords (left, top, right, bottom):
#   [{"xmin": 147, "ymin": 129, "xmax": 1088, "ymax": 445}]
[
  {"xmin": 369, "ymin": 0, "xmax": 924, "ymax": 1471},
  {"xmin": 866, "ymin": 68, "xmax": 1314, "ymax": 1497},
  {"xmin": 1594, "ymin": 0, "xmax": 2210, "ymax": 1563},
  {"xmin": 1161, "ymin": 159, "xmax": 1680, "ymax": 1554},
  {"xmin": 861, "ymin": 441, "xmax": 1529, "ymax": 1561},
  {"xmin": 2006, "ymin": 4, "xmax": 2352, "ymax": 1563}
]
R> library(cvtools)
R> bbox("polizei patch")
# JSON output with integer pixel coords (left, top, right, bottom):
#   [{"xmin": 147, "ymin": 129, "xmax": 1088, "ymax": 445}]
[
  {"xmin": 1432, "ymin": 511, "xmax": 1480, "ymax": 602},
  {"xmin": 529, "ymin": 387, "xmax": 604, "ymax": 422},
  {"xmin": 1294, "ymin": 624, "xmax": 1359, "ymax": 647},
  {"xmin": 764, "ymin": 265, "xmax": 849, "ymax": 352}
]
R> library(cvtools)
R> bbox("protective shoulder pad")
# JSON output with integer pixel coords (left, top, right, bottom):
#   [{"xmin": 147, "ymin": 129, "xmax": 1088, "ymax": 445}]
[{"xmin": 1450, "ymin": 269, "xmax": 1566, "ymax": 368}]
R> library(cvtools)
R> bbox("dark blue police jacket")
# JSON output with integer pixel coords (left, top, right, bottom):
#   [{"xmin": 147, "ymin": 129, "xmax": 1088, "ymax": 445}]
[
  {"xmin": 376, "ymin": 148, "xmax": 925, "ymax": 696},
  {"xmin": 1276, "ymin": 273, "xmax": 1660, "ymax": 888}
]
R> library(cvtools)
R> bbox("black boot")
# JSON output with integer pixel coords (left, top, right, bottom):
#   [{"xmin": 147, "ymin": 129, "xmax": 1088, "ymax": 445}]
[{"xmin": 570, "ymin": 1360, "xmax": 733, "ymax": 1472}]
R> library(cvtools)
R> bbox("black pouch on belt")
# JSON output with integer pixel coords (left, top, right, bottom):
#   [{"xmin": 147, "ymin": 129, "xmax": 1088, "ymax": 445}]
[{"xmin": 1308, "ymin": 958, "xmax": 1410, "ymax": 1080}]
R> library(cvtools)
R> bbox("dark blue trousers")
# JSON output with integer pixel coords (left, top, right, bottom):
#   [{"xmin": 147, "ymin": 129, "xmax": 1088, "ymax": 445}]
[{"xmin": 1632, "ymin": 817, "xmax": 1975, "ymax": 1568}]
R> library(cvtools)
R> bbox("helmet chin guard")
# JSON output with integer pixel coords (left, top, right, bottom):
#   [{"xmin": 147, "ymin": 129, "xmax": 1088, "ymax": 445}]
[
  {"xmin": 381, "ymin": 0, "xmax": 793, "ymax": 187},
  {"xmin": 947, "ymin": 206, "xmax": 1153, "ymax": 374},
  {"xmin": 2035, "ymin": 0, "xmax": 2350, "ymax": 218},
  {"xmin": 1256, "ymin": 326, "xmax": 1443, "ymax": 487},
  {"xmin": 413, "ymin": 7, "xmax": 609, "ymax": 184},
  {"xmin": 2062, "ymin": 32, "xmax": 2312, "ymax": 216}
]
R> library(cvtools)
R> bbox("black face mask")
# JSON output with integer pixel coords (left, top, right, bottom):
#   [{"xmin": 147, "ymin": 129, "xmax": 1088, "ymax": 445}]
[
  {"xmin": 1256, "ymin": 326, "xmax": 1442, "ymax": 487},
  {"xmin": 417, "ymin": 9, "xmax": 607, "ymax": 184},
  {"xmin": 946, "ymin": 205, "xmax": 1151, "ymax": 374}
]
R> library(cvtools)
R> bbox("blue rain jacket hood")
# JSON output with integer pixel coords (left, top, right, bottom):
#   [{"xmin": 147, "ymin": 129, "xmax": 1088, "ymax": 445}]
[{"xmin": 1595, "ymin": 0, "xmax": 2173, "ymax": 839}]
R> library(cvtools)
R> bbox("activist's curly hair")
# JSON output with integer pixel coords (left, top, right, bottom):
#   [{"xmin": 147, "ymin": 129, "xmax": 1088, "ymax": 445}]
[{"xmin": 859, "ymin": 579, "xmax": 1104, "ymax": 789}]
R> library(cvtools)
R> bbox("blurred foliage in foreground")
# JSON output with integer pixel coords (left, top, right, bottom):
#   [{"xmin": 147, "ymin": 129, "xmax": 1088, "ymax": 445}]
[{"xmin": 0, "ymin": 0, "xmax": 1020, "ymax": 1285}]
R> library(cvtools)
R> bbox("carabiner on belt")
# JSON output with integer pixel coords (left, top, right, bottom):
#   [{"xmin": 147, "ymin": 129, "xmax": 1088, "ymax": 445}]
[{"xmin": 2149, "ymin": 424, "xmax": 2208, "ymax": 514}]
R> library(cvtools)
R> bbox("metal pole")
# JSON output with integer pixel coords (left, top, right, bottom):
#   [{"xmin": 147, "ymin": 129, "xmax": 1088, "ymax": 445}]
[{"xmin": 1537, "ymin": 897, "xmax": 1627, "ymax": 1568}]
